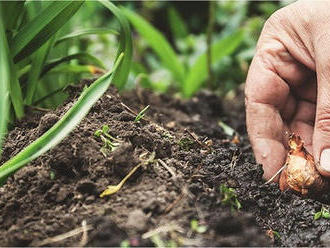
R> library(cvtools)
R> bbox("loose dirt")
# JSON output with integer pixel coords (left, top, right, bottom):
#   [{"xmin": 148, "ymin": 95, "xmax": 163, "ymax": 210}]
[{"xmin": 1, "ymin": 79, "xmax": 330, "ymax": 247}]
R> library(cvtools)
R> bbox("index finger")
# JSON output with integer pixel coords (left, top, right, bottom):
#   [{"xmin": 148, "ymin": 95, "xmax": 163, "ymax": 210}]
[{"xmin": 245, "ymin": 41, "xmax": 290, "ymax": 180}]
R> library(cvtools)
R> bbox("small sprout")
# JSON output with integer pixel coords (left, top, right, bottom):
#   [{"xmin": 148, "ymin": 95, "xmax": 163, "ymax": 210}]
[
  {"xmin": 134, "ymin": 105, "xmax": 150, "ymax": 122},
  {"xmin": 314, "ymin": 211, "xmax": 322, "ymax": 220},
  {"xmin": 49, "ymin": 171, "xmax": 55, "ymax": 180},
  {"xmin": 190, "ymin": 219, "xmax": 207, "ymax": 234},
  {"xmin": 94, "ymin": 129, "xmax": 102, "ymax": 137},
  {"xmin": 314, "ymin": 207, "xmax": 330, "ymax": 220},
  {"xmin": 150, "ymin": 234, "xmax": 177, "ymax": 248},
  {"xmin": 102, "ymin": 125, "xmax": 110, "ymax": 133},
  {"xmin": 150, "ymin": 234, "xmax": 166, "ymax": 248},
  {"xmin": 94, "ymin": 125, "xmax": 122, "ymax": 156},
  {"xmin": 220, "ymin": 184, "xmax": 242, "ymax": 211},
  {"xmin": 266, "ymin": 229, "xmax": 280, "ymax": 241},
  {"xmin": 120, "ymin": 240, "xmax": 130, "ymax": 248},
  {"xmin": 100, "ymin": 152, "xmax": 155, "ymax": 197},
  {"xmin": 273, "ymin": 231, "xmax": 281, "ymax": 239},
  {"xmin": 218, "ymin": 120, "xmax": 235, "ymax": 136}
]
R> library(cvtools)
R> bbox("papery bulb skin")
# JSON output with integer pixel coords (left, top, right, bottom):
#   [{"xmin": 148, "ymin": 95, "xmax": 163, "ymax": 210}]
[{"xmin": 279, "ymin": 134, "xmax": 327, "ymax": 196}]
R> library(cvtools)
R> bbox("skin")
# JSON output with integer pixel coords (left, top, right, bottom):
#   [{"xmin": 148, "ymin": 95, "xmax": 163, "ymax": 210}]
[{"xmin": 245, "ymin": 0, "xmax": 330, "ymax": 180}]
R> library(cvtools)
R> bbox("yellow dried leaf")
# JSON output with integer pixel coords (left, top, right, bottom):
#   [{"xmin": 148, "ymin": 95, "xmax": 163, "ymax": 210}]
[{"xmin": 100, "ymin": 185, "xmax": 121, "ymax": 197}]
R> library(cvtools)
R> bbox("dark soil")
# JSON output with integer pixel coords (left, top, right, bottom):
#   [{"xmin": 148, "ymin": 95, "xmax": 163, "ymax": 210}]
[{"xmin": 1, "ymin": 79, "xmax": 330, "ymax": 247}]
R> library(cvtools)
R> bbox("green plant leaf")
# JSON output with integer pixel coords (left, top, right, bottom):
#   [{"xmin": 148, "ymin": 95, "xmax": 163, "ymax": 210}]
[
  {"xmin": 122, "ymin": 8, "xmax": 185, "ymax": 83},
  {"xmin": 0, "ymin": 54, "xmax": 124, "ymax": 185},
  {"xmin": 0, "ymin": 9, "xmax": 24, "ymax": 119},
  {"xmin": 218, "ymin": 120, "xmax": 235, "ymax": 136},
  {"xmin": 25, "ymin": 37, "xmax": 55, "ymax": 105},
  {"xmin": 0, "ymin": 14, "xmax": 11, "ymax": 157},
  {"xmin": 8, "ymin": 64, "xmax": 25, "ymax": 119},
  {"xmin": 167, "ymin": 7, "xmax": 188, "ymax": 40},
  {"xmin": 272, "ymin": 231, "xmax": 280, "ymax": 239},
  {"xmin": 41, "ymin": 52, "xmax": 106, "ymax": 77},
  {"xmin": 11, "ymin": 1, "xmax": 84, "ymax": 63},
  {"xmin": 41, "ymin": 64, "xmax": 101, "ymax": 76},
  {"xmin": 99, "ymin": 1, "xmax": 132, "ymax": 90},
  {"xmin": 22, "ymin": 51, "xmax": 105, "ymax": 104},
  {"xmin": 0, "ymin": 1, "xmax": 25, "ymax": 30},
  {"xmin": 183, "ymin": 30, "xmax": 244, "ymax": 97},
  {"xmin": 322, "ymin": 210, "xmax": 330, "ymax": 219},
  {"xmin": 314, "ymin": 211, "xmax": 322, "ymax": 220},
  {"xmin": 134, "ymin": 105, "xmax": 150, "ymax": 122},
  {"xmin": 55, "ymin": 28, "xmax": 119, "ymax": 46}
]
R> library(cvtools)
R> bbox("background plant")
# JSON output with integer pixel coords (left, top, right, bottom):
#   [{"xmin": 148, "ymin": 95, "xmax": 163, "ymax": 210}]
[
  {"xmin": 0, "ymin": 0, "xmax": 132, "ymax": 184},
  {"xmin": 119, "ymin": 1, "xmax": 289, "ymax": 97}
]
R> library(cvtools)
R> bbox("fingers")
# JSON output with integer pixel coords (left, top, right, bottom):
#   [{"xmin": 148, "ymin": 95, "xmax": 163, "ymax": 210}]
[
  {"xmin": 246, "ymin": 3, "xmax": 320, "ymax": 180},
  {"xmin": 312, "ymin": 32, "xmax": 330, "ymax": 176},
  {"xmin": 245, "ymin": 45, "xmax": 290, "ymax": 180},
  {"xmin": 289, "ymin": 101, "xmax": 315, "ymax": 153}
]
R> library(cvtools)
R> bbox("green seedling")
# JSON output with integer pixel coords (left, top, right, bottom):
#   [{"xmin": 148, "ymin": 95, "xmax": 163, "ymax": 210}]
[
  {"xmin": 120, "ymin": 240, "xmax": 130, "ymax": 248},
  {"xmin": 267, "ymin": 229, "xmax": 280, "ymax": 241},
  {"xmin": 218, "ymin": 120, "xmax": 235, "ymax": 136},
  {"xmin": 220, "ymin": 184, "xmax": 242, "ymax": 211},
  {"xmin": 314, "ymin": 206, "xmax": 330, "ymax": 220},
  {"xmin": 49, "ymin": 171, "xmax": 55, "ymax": 180},
  {"xmin": 273, "ymin": 231, "xmax": 280, "ymax": 239},
  {"xmin": 150, "ymin": 234, "xmax": 177, "ymax": 248},
  {"xmin": 134, "ymin": 105, "xmax": 150, "ymax": 122},
  {"xmin": 190, "ymin": 219, "xmax": 207, "ymax": 234},
  {"xmin": 94, "ymin": 125, "xmax": 122, "ymax": 157}
]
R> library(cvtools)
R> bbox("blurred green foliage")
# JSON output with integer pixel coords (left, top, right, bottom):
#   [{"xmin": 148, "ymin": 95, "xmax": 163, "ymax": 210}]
[
  {"xmin": 111, "ymin": 1, "xmax": 288, "ymax": 96},
  {"xmin": 12, "ymin": 1, "xmax": 290, "ymax": 105}
]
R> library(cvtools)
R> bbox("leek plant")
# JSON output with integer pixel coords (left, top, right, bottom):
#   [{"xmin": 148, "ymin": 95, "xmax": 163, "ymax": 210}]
[{"xmin": 0, "ymin": 1, "xmax": 132, "ymax": 184}]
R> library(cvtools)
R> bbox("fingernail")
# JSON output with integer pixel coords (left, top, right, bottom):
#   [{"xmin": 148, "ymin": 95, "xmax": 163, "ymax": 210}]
[{"xmin": 320, "ymin": 149, "xmax": 330, "ymax": 172}]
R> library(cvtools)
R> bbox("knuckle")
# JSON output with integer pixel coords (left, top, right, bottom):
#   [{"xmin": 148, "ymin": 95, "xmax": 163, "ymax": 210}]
[
  {"xmin": 264, "ymin": 7, "xmax": 289, "ymax": 31},
  {"xmin": 316, "ymin": 110, "xmax": 330, "ymax": 134},
  {"xmin": 254, "ymin": 49, "xmax": 275, "ymax": 71}
]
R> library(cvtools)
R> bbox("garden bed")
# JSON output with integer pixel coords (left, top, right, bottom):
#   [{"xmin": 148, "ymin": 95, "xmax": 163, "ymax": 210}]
[{"xmin": 1, "ymin": 79, "xmax": 330, "ymax": 247}]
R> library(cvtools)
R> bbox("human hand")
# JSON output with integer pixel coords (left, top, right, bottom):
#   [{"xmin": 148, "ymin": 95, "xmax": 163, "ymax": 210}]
[{"xmin": 245, "ymin": 0, "xmax": 330, "ymax": 180}]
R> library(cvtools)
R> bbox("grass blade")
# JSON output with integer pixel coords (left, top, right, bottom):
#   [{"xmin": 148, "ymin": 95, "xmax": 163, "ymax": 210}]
[
  {"xmin": 41, "ymin": 52, "xmax": 106, "ymax": 76},
  {"xmin": 12, "ymin": 1, "xmax": 84, "ymax": 63},
  {"xmin": 1, "ymin": 1, "xmax": 25, "ymax": 30},
  {"xmin": 183, "ymin": 30, "xmax": 244, "ymax": 97},
  {"xmin": 55, "ymin": 28, "xmax": 119, "ymax": 46},
  {"xmin": 43, "ymin": 64, "xmax": 103, "ymax": 76},
  {"xmin": 8, "ymin": 64, "xmax": 25, "ymax": 119},
  {"xmin": 0, "ymin": 14, "xmax": 11, "ymax": 157},
  {"xmin": 21, "ymin": 52, "xmax": 105, "ymax": 97},
  {"xmin": 122, "ymin": 8, "xmax": 185, "ymax": 83},
  {"xmin": 0, "ymin": 54, "xmax": 124, "ymax": 184},
  {"xmin": 99, "ymin": 1, "xmax": 132, "ymax": 90},
  {"xmin": 167, "ymin": 6, "xmax": 188, "ymax": 40},
  {"xmin": 25, "ymin": 38, "xmax": 55, "ymax": 105}
]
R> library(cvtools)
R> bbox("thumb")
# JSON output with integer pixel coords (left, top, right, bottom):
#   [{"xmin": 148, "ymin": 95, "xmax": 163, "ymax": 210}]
[{"xmin": 313, "ymin": 34, "xmax": 330, "ymax": 177}]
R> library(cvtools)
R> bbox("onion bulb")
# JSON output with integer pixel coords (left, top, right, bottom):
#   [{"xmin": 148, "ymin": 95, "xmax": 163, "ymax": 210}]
[{"xmin": 279, "ymin": 134, "xmax": 328, "ymax": 196}]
